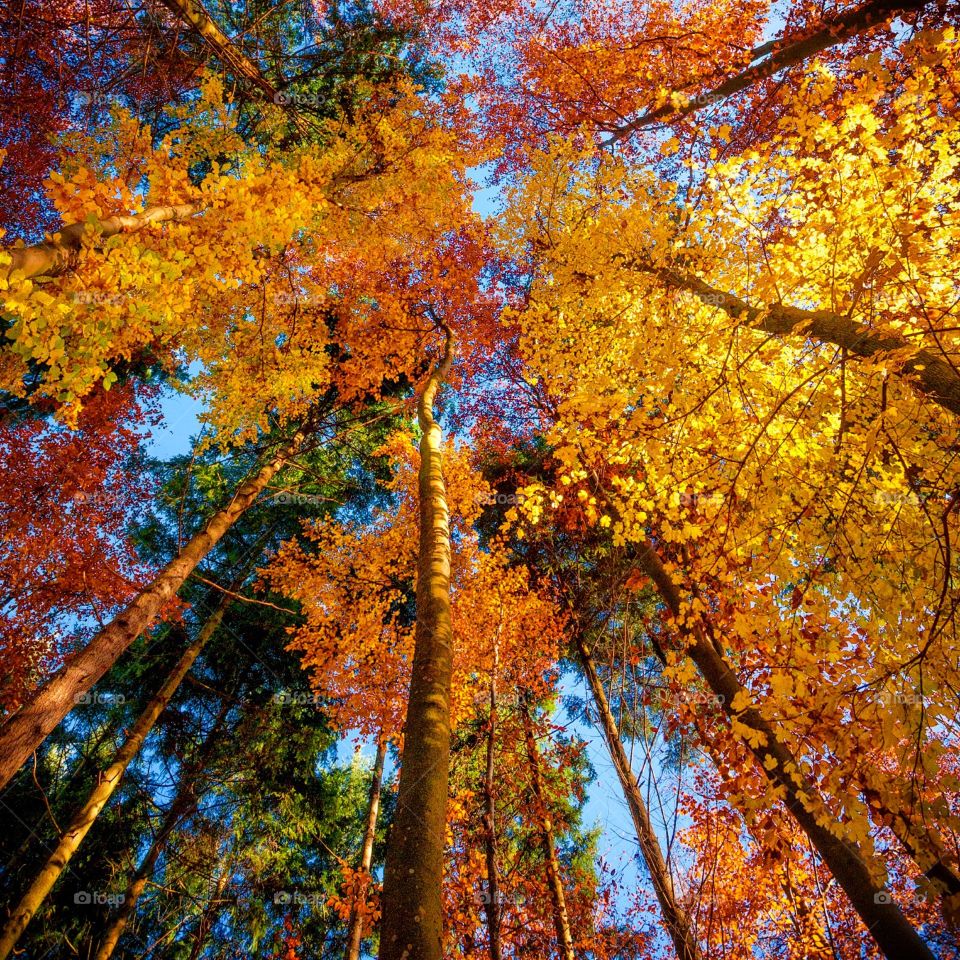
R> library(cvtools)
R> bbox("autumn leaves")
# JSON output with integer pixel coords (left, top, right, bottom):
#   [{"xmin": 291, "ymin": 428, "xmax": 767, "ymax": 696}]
[{"xmin": 1, "ymin": 0, "xmax": 959, "ymax": 956}]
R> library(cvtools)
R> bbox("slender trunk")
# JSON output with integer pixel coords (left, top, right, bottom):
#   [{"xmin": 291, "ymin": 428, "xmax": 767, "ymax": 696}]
[
  {"xmin": 155, "ymin": 0, "xmax": 284, "ymax": 104},
  {"xmin": 607, "ymin": 0, "xmax": 925, "ymax": 140},
  {"xmin": 632, "ymin": 542, "xmax": 938, "ymax": 960},
  {"xmin": 577, "ymin": 637, "xmax": 703, "ymax": 960},
  {"xmin": 520, "ymin": 704, "xmax": 576, "ymax": 960},
  {"xmin": 481, "ymin": 643, "xmax": 501, "ymax": 960},
  {"xmin": 379, "ymin": 326, "xmax": 455, "ymax": 960},
  {"xmin": 1, "ymin": 205, "xmax": 195, "ymax": 282},
  {"xmin": 188, "ymin": 867, "xmax": 230, "ymax": 960},
  {"xmin": 1, "ymin": 704, "xmax": 132, "ymax": 882},
  {"xmin": 0, "ymin": 603, "xmax": 227, "ymax": 960},
  {"xmin": 861, "ymin": 788, "xmax": 960, "ymax": 902},
  {"xmin": 627, "ymin": 260, "xmax": 960, "ymax": 418},
  {"xmin": 92, "ymin": 692, "xmax": 233, "ymax": 960},
  {"xmin": 0, "ymin": 429, "xmax": 306, "ymax": 793},
  {"xmin": 344, "ymin": 736, "xmax": 387, "ymax": 960}
]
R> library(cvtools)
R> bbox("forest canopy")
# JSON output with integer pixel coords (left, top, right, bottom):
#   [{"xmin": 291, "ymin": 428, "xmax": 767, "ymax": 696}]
[{"xmin": 0, "ymin": 0, "xmax": 959, "ymax": 958}]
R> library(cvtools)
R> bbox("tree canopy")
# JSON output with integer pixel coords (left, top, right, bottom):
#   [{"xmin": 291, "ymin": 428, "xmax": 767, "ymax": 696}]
[{"xmin": 1, "ymin": 1, "xmax": 958, "ymax": 958}]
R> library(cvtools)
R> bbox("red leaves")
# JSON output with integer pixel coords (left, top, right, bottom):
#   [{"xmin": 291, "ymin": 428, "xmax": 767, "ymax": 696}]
[{"xmin": 0, "ymin": 385, "xmax": 155, "ymax": 709}]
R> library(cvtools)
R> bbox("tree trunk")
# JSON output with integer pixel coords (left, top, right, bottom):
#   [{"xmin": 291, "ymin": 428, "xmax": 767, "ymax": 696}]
[
  {"xmin": 0, "ymin": 204, "xmax": 195, "ymax": 282},
  {"xmin": 379, "ymin": 325, "xmax": 455, "ymax": 960},
  {"xmin": 520, "ymin": 704, "xmax": 576, "ymax": 960},
  {"xmin": 628, "ymin": 260, "xmax": 960, "ymax": 418},
  {"xmin": 0, "ymin": 602, "xmax": 227, "ymax": 959},
  {"xmin": 92, "ymin": 688, "xmax": 234, "ymax": 960},
  {"xmin": 576, "ymin": 636, "xmax": 703, "ymax": 960},
  {"xmin": 187, "ymin": 866, "xmax": 230, "ymax": 960},
  {"xmin": 631, "ymin": 541, "xmax": 938, "ymax": 960},
  {"xmin": 481, "ymin": 642, "xmax": 502, "ymax": 960},
  {"xmin": 155, "ymin": 0, "xmax": 284, "ymax": 104},
  {"xmin": 607, "ymin": 0, "xmax": 925, "ymax": 140},
  {"xmin": 0, "ymin": 429, "xmax": 306, "ymax": 793},
  {"xmin": 344, "ymin": 736, "xmax": 387, "ymax": 960}
]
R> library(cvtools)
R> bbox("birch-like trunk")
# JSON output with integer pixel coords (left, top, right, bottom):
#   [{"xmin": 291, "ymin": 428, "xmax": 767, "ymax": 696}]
[
  {"xmin": 520, "ymin": 703, "xmax": 576, "ymax": 960},
  {"xmin": 344, "ymin": 736, "xmax": 387, "ymax": 960},
  {"xmin": 577, "ymin": 636, "xmax": 703, "ymax": 960},
  {"xmin": 92, "ymin": 687, "xmax": 234, "ymax": 960},
  {"xmin": 482, "ymin": 637, "xmax": 502, "ymax": 960}
]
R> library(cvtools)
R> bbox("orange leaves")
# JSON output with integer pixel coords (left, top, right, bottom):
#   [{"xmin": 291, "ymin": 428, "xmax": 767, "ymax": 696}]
[
  {"xmin": 263, "ymin": 431, "xmax": 565, "ymax": 739},
  {"xmin": 327, "ymin": 865, "xmax": 380, "ymax": 927},
  {"xmin": 1, "ymin": 79, "xmax": 480, "ymax": 442}
]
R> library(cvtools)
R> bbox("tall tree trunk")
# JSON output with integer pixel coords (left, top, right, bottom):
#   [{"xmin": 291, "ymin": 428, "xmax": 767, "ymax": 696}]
[
  {"xmin": 631, "ymin": 541, "xmax": 938, "ymax": 960},
  {"xmin": 607, "ymin": 0, "xmax": 926, "ymax": 140},
  {"xmin": 576, "ymin": 636, "xmax": 703, "ymax": 960},
  {"xmin": 187, "ymin": 865, "xmax": 230, "ymax": 960},
  {"xmin": 92, "ymin": 690, "xmax": 234, "ymax": 960},
  {"xmin": 520, "ymin": 704, "xmax": 576, "ymax": 960},
  {"xmin": 481, "ymin": 638, "xmax": 501, "ymax": 960},
  {"xmin": 344, "ymin": 735, "xmax": 387, "ymax": 960},
  {"xmin": 0, "ymin": 601, "xmax": 227, "ymax": 959},
  {"xmin": 0, "ymin": 428, "xmax": 306, "ymax": 792},
  {"xmin": 379, "ymin": 325, "xmax": 455, "ymax": 960},
  {"xmin": 0, "ymin": 204, "xmax": 195, "ymax": 282}
]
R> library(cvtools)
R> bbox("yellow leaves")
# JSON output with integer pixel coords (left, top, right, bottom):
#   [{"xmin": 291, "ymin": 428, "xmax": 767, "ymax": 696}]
[
  {"xmin": 730, "ymin": 718, "xmax": 767, "ymax": 750},
  {"xmin": 729, "ymin": 690, "xmax": 752, "ymax": 714},
  {"xmin": 2, "ymin": 79, "xmax": 477, "ymax": 439}
]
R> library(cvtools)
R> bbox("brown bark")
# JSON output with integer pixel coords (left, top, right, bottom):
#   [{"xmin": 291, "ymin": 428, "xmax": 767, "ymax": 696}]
[
  {"xmin": 153, "ymin": 0, "xmax": 283, "ymax": 104},
  {"xmin": 576, "ymin": 636, "xmax": 703, "ymax": 960},
  {"xmin": 631, "ymin": 541, "xmax": 937, "ymax": 960},
  {"xmin": 379, "ymin": 325, "xmax": 455, "ymax": 960},
  {"xmin": 0, "ymin": 601, "xmax": 227, "ymax": 960},
  {"xmin": 635, "ymin": 261, "xmax": 960, "ymax": 418},
  {"xmin": 344, "ymin": 736, "xmax": 387, "ymax": 960},
  {"xmin": 92, "ymin": 690, "xmax": 233, "ymax": 960},
  {"xmin": 520, "ymin": 704, "xmax": 576, "ymax": 960},
  {"xmin": 0, "ymin": 428, "xmax": 307, "ymax": 793},
  {"xmin": 481, "ymin": 639, "xmax": 502, "ymax": 960},
  {"xmin": 607, "ymin": 0, "xmax": 926, "ymax": 142},
  {"xmin": 188, "ymin": 866, "xmax": 230, "ymax": 960},
  {"xmin": 0, "ymin": 204, "xmax": 195, "ymax": 282}
]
